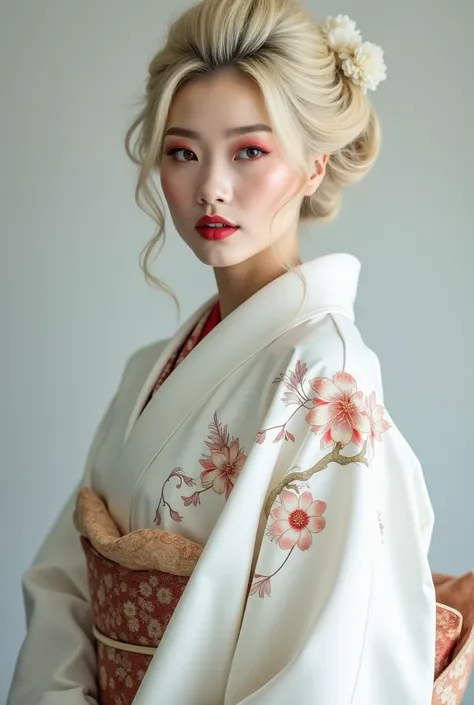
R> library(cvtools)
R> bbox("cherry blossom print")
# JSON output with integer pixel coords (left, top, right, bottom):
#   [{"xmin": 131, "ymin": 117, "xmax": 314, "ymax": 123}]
[
  {"xmin": 199, "ymin": 438, "xmax": 246, "ymax": 499},
  {"xmin": 269, "ymin": 489, "xmax": 326, "ymax": 551},
  {"xmin": 250, "ymin": 489, "xmax": 326, "ymax": 598},
  {"xmin": 263, "ymin": 434, "xmax": 369, "ymax": 521},
  {"xmin": 305, "ymin": 371, "xmax": 371, "ymax": 449},
  {"xmin": 181, "ymin": 413, "xmax": 247, "ymax": 504},
  {"xmin": 257, "ymin": 363, "xmax": 390, "ymax": 457},
  {"xmin": 154, "ymin": 467, "xmax": 195, "ymax": 526},
  {"xmin": 155, "ymin": 413, "xmax": 247, "ymax": 524},
  {"xmin": 256, "ymin": 365, "xmax": 391, "ymax": 518},
  {"xmin": 182, "ymin": 491, "xmax": 202, "ymax": 507},
  {"xmin": 364, "ymin": 391, "xmax": 392, "ymax": 456},
  {"xmin": 203, "ymin": 412, "xmax": 244, "ymax": 456},
  {"xmin": 250, "ymin": 575, "xmax": 272, "ymax": 598},
  {"xmin": 257, "ymin": 361, "xmax": 312, "ymax": 444}
]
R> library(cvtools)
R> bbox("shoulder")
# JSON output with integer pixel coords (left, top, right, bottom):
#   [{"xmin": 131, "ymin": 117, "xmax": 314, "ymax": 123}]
[
  {"xmin": 121, "ymin": 337, "xmax": 169, "ymax": 383},
  {"xmin": 84, "ymin": 337, "xmax": 170, "ymax": 480},
  {"xmin": 271, "ymin": 312, "xmax": 383, "ymax": 400},
  {"xmin": 109, "ymin": 337, "xmax": 170, "ymax": 411},
  {"xmin": 122, "ymin": 338, "xmax": 170, "ymax": 380}
]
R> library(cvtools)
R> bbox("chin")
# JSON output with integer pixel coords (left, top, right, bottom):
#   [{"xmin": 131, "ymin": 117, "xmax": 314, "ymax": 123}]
[
  {"xmin": 182, "ymin": 232, "xmax": 257, "ymax": 268},
  {"xmin": 191, "ymin": 247, "xmax": 249, "ymax": 268}
]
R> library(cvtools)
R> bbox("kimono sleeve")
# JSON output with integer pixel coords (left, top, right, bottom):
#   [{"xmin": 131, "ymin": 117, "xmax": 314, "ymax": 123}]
[
  {"xmin": 224, "ymin": 360, "xmax": 436, "ymax": 705},
  {"xmin": 7, "ymin": 351, "xmax": 137, "ymax": 705}
]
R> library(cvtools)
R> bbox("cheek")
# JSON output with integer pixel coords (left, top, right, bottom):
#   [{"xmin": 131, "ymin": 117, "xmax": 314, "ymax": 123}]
[
  {"xmin": 246, "ymin": 165, "xmax": 297, "ymax": 210},
  {"xmin": 160, "ymin": 171, "xmax": 184, "ymax": 210}
]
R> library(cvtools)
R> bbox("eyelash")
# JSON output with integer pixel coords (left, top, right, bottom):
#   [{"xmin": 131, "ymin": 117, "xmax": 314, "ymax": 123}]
[{"xmin": 163, "ymin": 145, "xmax": 270, "ymax": 162}]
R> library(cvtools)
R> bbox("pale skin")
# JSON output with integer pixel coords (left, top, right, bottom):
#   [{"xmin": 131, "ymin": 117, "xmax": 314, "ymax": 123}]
[{"xmin": 159, "ymin": 67, "xmax": 328, "ymax": 319}]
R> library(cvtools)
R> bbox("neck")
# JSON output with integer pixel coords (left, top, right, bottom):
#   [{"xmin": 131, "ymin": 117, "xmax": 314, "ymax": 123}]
[{"xmin": 213, "ymin": 242, "xmax": 301, "ymax": 320}]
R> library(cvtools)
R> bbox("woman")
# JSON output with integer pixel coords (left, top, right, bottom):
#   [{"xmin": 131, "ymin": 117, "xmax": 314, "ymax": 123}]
[{"xmin": 8, "ymin": 1, "xmax": 437, "ymax": 703}]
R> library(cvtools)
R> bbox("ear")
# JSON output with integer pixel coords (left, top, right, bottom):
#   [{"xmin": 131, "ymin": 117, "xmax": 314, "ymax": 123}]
[{"xmin": 304, "ymin": 153, "xmax": 329, "ymax": 197}]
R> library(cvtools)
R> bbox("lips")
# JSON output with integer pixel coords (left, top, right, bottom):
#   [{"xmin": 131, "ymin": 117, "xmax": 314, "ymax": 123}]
[
  {"xmin": 196, "ymin": 224, "xmax": 239, "ymax": 241},
  {"xmin": 195, "ymin": 215, "xmax": 238, "ymax": 228}
]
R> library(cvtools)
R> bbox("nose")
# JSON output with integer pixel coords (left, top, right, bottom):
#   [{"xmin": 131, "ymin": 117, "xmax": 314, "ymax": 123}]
[{"xmin": 197, "ymin": 160, "xmax": 232, "ymax": 205}]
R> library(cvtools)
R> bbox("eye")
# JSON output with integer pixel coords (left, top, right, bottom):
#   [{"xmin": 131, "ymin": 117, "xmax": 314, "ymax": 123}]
[
  {"xmin": 237, "ymin": 146, "xmax": 269, "ymax": 160},
  {"xmin": 163, "ymin": 147, "xmax": 196, "ymax": 162},
  {"xmin": 163, "ymin": 145, "xmax": 269, "ymax": 162}
]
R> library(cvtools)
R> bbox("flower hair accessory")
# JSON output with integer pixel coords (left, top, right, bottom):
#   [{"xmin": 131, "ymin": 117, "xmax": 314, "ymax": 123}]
[{"xmin": 321, "ymin": 15, "xmax": 387, "ymax": 93}]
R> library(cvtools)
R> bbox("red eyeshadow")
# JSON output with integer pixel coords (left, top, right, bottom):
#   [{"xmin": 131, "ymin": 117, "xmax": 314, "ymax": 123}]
[
  {"xmin": 165, "ymin": 142, "xmax": 191, "ymax": 151},
  {"xmin": 234, "ymin": 141, "xmax": 270, "ymax": 152}
]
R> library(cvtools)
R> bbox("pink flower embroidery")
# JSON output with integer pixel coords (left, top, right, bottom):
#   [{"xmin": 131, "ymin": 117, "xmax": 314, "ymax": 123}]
[
  {"xmin": 199, "ymin": 439, "xmax": 246, "ymax": 499},
  {"xmin": 269, "ymin": 489, "xmax": 326, "ymax": 551},
  {"xmin": 250, "ymin": 489, "xmax": 327, "ymax": 598},
  {"xmin": 249, "ymin": 576, "xmax": 272, "ymax": 598},
  {"xmin": 154, "ymin": 467, "xmax": 195, "ymax": 525},
  {"xmin": 156, "ymin": 414, "xmax": 247, "ymax": 523},
  {"xmin": 365, "ymin": 391, "xmax": 391, "ymax": 454},
  {"xmin": 250, "ymin": 367, "xmax": 392, "ymax": 600},
  {"xmin": 305, "ymin": 372, "xmax": 371, "ymax": 448},
  {"xmin": 258, "ymin": 361, "xmax": 310, "ymax": 443}
]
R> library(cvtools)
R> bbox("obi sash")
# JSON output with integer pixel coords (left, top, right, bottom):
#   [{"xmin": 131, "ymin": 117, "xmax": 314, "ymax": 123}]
[
  {"xmin": 75, "ymin": 487, "xmax": 202, "ymax": 705},
  {"xmin": 75, "ymin": 299, "xmax": 222, "ymax": 703},
  {"xmin": 74, "ymin": 486, "xmax": 474, "ymax": 705}
]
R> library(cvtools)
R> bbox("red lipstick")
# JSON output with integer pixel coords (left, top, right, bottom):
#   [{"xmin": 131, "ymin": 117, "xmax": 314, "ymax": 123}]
[{"xmin": 195, "ymin": 215, "xmax": 240, "ymax": 241}]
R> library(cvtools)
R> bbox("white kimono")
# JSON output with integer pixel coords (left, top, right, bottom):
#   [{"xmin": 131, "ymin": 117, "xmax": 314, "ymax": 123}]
[{"xmin": 8, "ymin": 253, "xmax": 436, "ymax": 705}]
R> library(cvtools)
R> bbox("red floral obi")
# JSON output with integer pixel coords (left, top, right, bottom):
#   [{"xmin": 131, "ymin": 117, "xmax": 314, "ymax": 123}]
[
  {"xmin": 75, "ymin": 488, "xmax": 474, "ymax": 705},
  {"xmin": 75, "ymin": 488, "xmax": 202, "ymax": 705}
]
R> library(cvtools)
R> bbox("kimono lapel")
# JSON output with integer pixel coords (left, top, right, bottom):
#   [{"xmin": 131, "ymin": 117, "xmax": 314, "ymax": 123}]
[
  {"xmin": 121, "ymin": 296, "xmax": 217, "ymax": 447},
  {"xmin": 116, "ymin": 253, "xmax": 361, "ymax": 531}
]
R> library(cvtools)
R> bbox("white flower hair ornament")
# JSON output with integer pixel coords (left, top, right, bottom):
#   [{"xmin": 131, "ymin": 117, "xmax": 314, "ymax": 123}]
[{"xmin": 321, "ymin": 15, "xmax": 387, "ymax": 93}]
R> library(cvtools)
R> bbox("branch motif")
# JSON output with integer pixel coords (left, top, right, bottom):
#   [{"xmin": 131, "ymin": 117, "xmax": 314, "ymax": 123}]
[
  {"xmin": 264, "ymin": 441, "xmax": 368, "ymax": 518},
  {"xmin": 154, "ymin": 413, "xmax": 247, "ymax": 524}
]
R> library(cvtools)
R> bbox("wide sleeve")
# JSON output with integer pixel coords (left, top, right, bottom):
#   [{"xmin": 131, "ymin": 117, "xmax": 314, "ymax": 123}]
[
  {"xmin": 224, "ymin": 359, "xmax": 437, "ymax": 704},
  {"xmin": 7, "ymin": 375, "xmax": 123, "ymax": 704}
]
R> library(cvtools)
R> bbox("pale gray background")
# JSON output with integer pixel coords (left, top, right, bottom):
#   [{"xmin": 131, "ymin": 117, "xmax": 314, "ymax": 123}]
[{"xmin": 1, "ymin": 0, "xmax": 473, "ymax": 702}]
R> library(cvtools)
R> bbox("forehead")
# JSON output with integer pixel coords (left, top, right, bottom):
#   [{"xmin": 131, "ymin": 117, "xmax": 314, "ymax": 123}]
[{"xmin": 166, "ymin": 69, "xmax": 271, "ymax": 133}]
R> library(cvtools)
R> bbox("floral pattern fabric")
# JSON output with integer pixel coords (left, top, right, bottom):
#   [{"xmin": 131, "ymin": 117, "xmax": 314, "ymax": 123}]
[
  {"xmin": 140, "ymin": 301, "xmax": 220, "ymax": 418},
  {"xmin": 432, "ymin": 572, "xmax": 474, "ymax": 704},
  {"xmin": 78, "ymin": 299, "xmax": 474, "ymax": 704},
  {"xmin": 82, "ymin": 536, "xmax": 188, "ymax": 705},
  {"xmin": 250, "ymin": 368, "xmax": 390, "ymax": 596},
  {"xmin": 75, "ymin": 487, "xmax": 202, "ymax": 576},
  {"xmin": 432, "ymin": 635, "xmax": 474, "ymax": 704},
  {"xmin": 79, "ymin": 492, "xmax": 474, "ymax": 705},
  {"xmin": 153, "ymin": 412, "xmax": 247, "ymax": 526},
  {"xmin": 434, "ymin": 604, "xmax": 463, "ymax": 681},
  {"xmin": 81, "ymin": 301, "xmax": 221, "ymax": 704}
]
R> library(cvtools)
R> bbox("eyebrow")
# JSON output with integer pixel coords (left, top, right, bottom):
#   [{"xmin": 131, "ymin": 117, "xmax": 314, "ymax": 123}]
[{"xmin": 164, "ymin": 123, "xmax": 273, "ymax": 139}]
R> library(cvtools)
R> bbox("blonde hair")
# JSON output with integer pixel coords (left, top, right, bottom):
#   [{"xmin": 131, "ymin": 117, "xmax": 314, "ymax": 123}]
[{"xmin": 125, "ymin": 0, "xmax": 381, "ymax": 317}]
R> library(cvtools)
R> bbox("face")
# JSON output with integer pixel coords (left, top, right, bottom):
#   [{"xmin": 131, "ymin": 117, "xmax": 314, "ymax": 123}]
[{"xmin": 159, "ymin": 68, "xmax": 325, "ymax": 269}]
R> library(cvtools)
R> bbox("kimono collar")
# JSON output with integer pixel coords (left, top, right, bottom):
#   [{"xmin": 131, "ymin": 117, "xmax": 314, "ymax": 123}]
[
  {"xmin": 117, "ymin": 252, "xmax": 361, "ymax": 528},
  {"xmin": 207, "ymin": 250, "xmax": 360, "ymax": 331}
]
